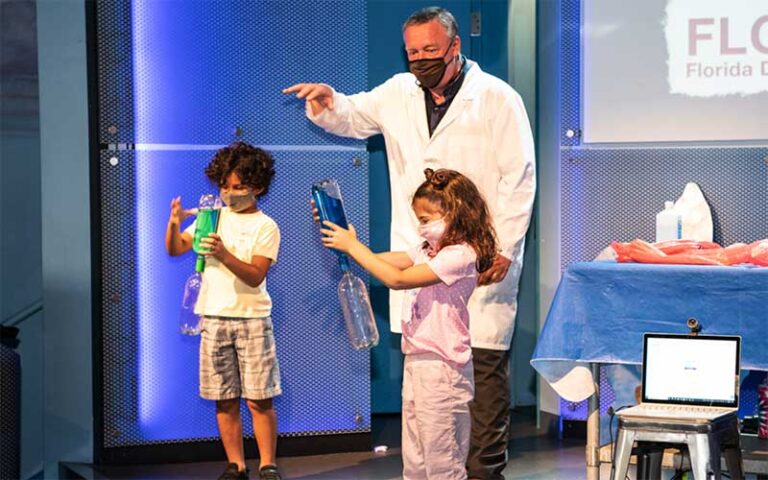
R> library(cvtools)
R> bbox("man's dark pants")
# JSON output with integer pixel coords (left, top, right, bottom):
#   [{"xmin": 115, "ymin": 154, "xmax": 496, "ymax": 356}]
[{"xmin": 466, "ymin": 347, "xmax": 511, "ymax": 480}]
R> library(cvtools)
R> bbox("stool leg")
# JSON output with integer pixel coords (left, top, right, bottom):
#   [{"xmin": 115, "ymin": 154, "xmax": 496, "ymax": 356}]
[
  {"xmin": 722, "ymin": 447, "xmax": 744, "ymax": 480},
  {"xmin": 612, "ymin": 428, "xmax": 635, "ymax": 480},
  {"xmin": 723, "ymin": 422, "xmax": 744, "ymax": 479},
  {"xmin": 636, "ymin": 447, "xmax": 663, "ymax": 480},
  {"xmin": 646, "ymin": 449, "xmax": 663, "ymax": 480},
  {"xmin": 707, "ymin": 434, "xmax": 722, "ymax": 480},
  {"xmin": 687, "ymin": 433, "xmax": 715, "ymax": 480}
]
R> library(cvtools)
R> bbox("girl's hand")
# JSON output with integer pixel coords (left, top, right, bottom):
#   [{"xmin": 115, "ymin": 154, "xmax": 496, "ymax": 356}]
[
  {"xmin": 320, "ymin": 221, "xmax": 357, "ymax": 253},
  {"xmin": 310, "ymin": 199, "xmax": 320, "ymax": 223},
  {"xmin": 169, "ymin": 196, "xmax": 197, "ymax": 226},
  {"xmin": 199, "ymin": 233, "xmax": 229, "ymax": 260}
]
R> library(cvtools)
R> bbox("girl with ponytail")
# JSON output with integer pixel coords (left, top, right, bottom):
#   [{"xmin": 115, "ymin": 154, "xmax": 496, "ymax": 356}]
[{"xmin": 320, "ymin": 168, "xmax": 496, "ymax": 480}]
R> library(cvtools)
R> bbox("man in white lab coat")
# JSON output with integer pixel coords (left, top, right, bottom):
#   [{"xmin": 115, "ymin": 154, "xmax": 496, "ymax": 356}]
[{"xmin": 284, "ymin": 6, "xmax": 535, "ymax": 479}]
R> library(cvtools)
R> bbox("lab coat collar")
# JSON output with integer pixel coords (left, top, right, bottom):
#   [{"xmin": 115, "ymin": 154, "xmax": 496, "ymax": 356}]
[{"xmin": 408, "ymin": 60, "xmax": 481, "ymax": 142}]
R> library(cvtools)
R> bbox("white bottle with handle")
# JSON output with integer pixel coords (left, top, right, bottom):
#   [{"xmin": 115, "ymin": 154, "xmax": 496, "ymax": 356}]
[{"xmin": 655, "ymin": 201, "xmax": 682, "ymax": 242}]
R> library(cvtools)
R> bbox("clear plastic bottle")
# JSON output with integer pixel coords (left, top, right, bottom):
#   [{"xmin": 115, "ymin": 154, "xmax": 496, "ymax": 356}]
[
  {"xmin": 338, "ymin": 271, "xmax": 379, "ymax": 349},
  {"xmin": 179, "ymin": 272, "xmax": 203, "ymax": 335},
  {"xmin": 179, "ymin": 194, "xmax": 222, "ymax": 335},
  {"xmin": 312, "ymin": 179, "xmax": 379, "ymax": 349},
  {"xmin": 655, "ymin": 201, "xmax": 682, "ymax": 243}
]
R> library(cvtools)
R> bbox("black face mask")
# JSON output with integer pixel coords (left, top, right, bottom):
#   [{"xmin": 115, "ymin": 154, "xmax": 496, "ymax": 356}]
[{"xmin": 408, "ymin": 38, "xmax": 457, "ymax": 89}]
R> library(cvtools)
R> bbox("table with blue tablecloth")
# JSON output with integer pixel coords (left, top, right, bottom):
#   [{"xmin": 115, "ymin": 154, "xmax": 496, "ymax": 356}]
[{"xmin": 531, "ymin": 261, "xmax": 768, "ymax": 479}]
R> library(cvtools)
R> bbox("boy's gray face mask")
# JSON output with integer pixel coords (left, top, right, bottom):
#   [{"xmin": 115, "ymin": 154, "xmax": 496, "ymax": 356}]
[{"xmin": 220, "ymin": 189, "xmax": 256, "ymax": 212}]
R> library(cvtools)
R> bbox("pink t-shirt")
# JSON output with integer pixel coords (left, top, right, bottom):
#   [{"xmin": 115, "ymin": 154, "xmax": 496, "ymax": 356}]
[{"xmin": 401, "ymin": 243, "xmax": 479, "ymax": 366}]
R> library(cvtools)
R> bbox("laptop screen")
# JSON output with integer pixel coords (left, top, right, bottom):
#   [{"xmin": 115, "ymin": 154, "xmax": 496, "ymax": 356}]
[{"xmin": 642, "ymin": 334, "xmax": 740, "ymax": 408}]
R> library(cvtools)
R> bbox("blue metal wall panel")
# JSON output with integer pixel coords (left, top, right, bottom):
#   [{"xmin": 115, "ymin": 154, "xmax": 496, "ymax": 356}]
[
  {"xmin": 96, "ymin": 0, "xmax": 370, "ymax": 447},
  {"xmin": 130, "ymin": 0, "xmax": 366, "ymax": 147},
  {"xmin": 102, "ymin": 149, "xmax": 370, "ymax": 447}
]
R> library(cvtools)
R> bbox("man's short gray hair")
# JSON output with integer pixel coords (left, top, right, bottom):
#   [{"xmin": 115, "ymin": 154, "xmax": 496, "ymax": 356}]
[{"xmin": 402, "ymin": 6, "xmax": 458, "ymax": 39}]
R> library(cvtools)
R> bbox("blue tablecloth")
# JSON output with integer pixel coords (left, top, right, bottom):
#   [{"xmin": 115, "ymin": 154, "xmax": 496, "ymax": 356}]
[{"xmin": 531, "ymin": 261, "xmax": 768, "ymax": 402}]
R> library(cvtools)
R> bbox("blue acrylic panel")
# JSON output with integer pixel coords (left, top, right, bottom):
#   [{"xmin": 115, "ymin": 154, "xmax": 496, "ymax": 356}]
[
  {"xmin": 128, "ymin": 0, "xmax": 366, "ymax": 147},
  {"xmin": 96, "ymin": 0, "xmax": 371, "ymax": 448},
  {"xmin": 101, "ymin": 149, "xmax": 370, "ymax": 446}
]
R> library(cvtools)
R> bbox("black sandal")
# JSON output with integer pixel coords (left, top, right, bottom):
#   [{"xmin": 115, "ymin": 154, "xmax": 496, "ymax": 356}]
[{"xmin": 258, "ymin": 465, "xmax": 281, "ymax": 480}]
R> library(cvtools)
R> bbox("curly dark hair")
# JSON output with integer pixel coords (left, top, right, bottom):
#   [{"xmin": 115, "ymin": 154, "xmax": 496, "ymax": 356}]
[
  {"xmin": 413, "ymin": 168, "xmax": 498, "ymax": 273},
  {"xmin": 204, "ymin": 142, "xmax": 275, "ymax": 197}
]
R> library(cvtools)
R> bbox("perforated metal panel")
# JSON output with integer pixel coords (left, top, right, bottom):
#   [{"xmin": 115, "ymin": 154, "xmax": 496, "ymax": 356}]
[
  {"xmin": 118, "ymin": 0, "xmax": 365, "ymax": 147},
  {"xmin": 557, "ymin": 0, "xmax": 768, "ymax": 420},
  {"xmin": 95, "ymin": 0, "xmax": 134, "ymax": 142},
  {"xmin": 101, "ymin": 149, "xmax": 370, "ymax": 447},
  {"xmin": 559, "ymin": 366, "xmax": 615, "ymax": 421},
  {"xmin": 99, "ymin": 151, "xmax": 139, "ymax": 446},
  {"xmin": 0, "ymin": 346, "xmax": 20, "ymax": 479},
  {"xmin": 559, "ymin": 0, "xmax": 580, "ymax": 147},
  {"xmin": 560, "ymin": 147, "xmax": 768, "ymax": 266},
  {"xmin": 95, "ymin": 0, "xmax": 371, "ymax": 449}
]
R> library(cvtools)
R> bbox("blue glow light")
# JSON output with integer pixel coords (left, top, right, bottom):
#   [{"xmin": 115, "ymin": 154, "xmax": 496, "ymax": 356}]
[
  {"xmin": 130, "ymin": 0, "xmax": 370, "ymax": 442},
  {"xmin": 132, "ymin": 0, "xmax": 243, "ymax": 439}
]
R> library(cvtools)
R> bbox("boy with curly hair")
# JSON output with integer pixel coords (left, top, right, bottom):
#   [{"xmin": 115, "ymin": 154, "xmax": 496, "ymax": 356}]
[{"xmin": 165, "ymin": 142, "xmax": 282, "ymax": 480}]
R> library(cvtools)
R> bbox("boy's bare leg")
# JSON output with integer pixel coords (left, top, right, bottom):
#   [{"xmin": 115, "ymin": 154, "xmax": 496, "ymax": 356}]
[
  {"xmin": 247, "ymin": 398, "xmax": 277, "ymax": 468},
  {"xmin": 217, "ymin": 399, "xmax": 246, "ymax": 470}
]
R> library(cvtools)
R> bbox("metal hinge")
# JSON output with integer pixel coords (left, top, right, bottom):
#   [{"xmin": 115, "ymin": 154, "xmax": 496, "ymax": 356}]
[{"xmin": 470, "ymin": 11, "xmax": 481, "ymax": 37}]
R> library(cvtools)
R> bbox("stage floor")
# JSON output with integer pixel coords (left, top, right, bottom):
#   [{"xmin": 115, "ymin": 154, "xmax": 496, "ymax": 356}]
[{"xmin": 60, "ymin": 410, "xmax": 760, "ymax": 479}]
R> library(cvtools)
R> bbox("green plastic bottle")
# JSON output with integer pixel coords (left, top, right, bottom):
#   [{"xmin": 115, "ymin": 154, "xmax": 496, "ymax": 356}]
[{"xmin": 192, "ymin": 200, "xmax": 223, "ymax": 273}]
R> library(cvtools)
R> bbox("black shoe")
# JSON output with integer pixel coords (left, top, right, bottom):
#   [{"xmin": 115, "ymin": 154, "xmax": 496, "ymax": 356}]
[
  {"xmin": 218, "ymin": 462, "xmax": 249, "ymax": 480},
  {"xmin": 258, "ymin": 465, "xmax": 281, "ymax": 480}
]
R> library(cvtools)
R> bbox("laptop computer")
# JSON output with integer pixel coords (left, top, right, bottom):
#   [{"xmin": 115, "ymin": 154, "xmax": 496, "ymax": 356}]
[{"xmin": 617, "ymin": 333, "xmax": 741, "ymax": 421}]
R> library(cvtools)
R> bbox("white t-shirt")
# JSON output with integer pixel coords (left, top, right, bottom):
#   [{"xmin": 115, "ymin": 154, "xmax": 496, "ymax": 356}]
[{"xmin": 184, "ymin": 207, "xmax": 280, "ymax": 318}]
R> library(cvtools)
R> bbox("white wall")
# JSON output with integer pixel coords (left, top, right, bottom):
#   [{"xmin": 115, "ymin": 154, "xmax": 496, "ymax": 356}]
[
  {"xmin": 508, "ymin": 0, "xmax": 539, "ymax": 408},
  {"xmin": 37, "ymin": 0, "xmax": 93, "ymax": 474},
  {"xmin": 535, "ymin": 0, "xmax": 563, "ymax": 417},
  {"xmin": 1, "ymin": 0, "xmax": 44, "ymax": 476}
]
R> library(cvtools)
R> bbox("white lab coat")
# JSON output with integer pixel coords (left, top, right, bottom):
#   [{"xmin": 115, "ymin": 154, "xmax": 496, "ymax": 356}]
[{"xmin": 307, "ymin": 60, "xmax": 536, "ymax": 350}]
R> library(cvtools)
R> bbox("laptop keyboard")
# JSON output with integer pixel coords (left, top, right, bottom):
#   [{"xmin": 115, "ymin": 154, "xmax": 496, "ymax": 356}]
[{"xmin": 624, "ymin": 404, "xmax": 733, "ymax": 419}]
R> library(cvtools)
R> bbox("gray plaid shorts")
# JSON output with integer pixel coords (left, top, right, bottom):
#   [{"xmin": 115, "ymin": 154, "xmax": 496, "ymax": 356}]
[{"xmin": 199, "ymin": 316, "xmax": 282, "ymax": 401}]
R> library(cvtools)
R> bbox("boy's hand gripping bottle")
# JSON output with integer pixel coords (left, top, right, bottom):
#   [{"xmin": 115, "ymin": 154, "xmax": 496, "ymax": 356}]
[
  {"xmin": 179, "ymin": 194, "xmax": 222, "ymax": 335},
  {"xmin": 312, "ymin": 179, "xmax": 379, "ymax": 350}
]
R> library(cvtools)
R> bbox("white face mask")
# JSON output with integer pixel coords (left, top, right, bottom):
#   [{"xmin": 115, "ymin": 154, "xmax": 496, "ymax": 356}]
[{"xmin": 417, "ymin": 218, "xmax": 447, "ymax": 248}]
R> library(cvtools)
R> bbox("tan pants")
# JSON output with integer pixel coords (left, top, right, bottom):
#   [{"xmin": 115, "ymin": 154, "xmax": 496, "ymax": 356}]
[{"xmin": 402, "ymin": 353, "xmax": 474, "ymax": 480}]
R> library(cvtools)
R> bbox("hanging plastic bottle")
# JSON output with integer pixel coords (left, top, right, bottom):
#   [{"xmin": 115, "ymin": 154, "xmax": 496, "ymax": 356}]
[
  {"xmin": 312, "ymin": 179, "xmax": 379, "ymax": 350},
  {"xmin": 179, "ymin": 194, "xmax": 222, "ymax": 335}
]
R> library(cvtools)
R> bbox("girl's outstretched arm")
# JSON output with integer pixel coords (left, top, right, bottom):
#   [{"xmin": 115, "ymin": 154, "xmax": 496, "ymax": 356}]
[
  {"xmin": 321, "ymin": 221, "xmax": 441, "ymax": 290},
  {"xmin": 376, "ymin": 251, "xmax": 413, "ymax": 269}
]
